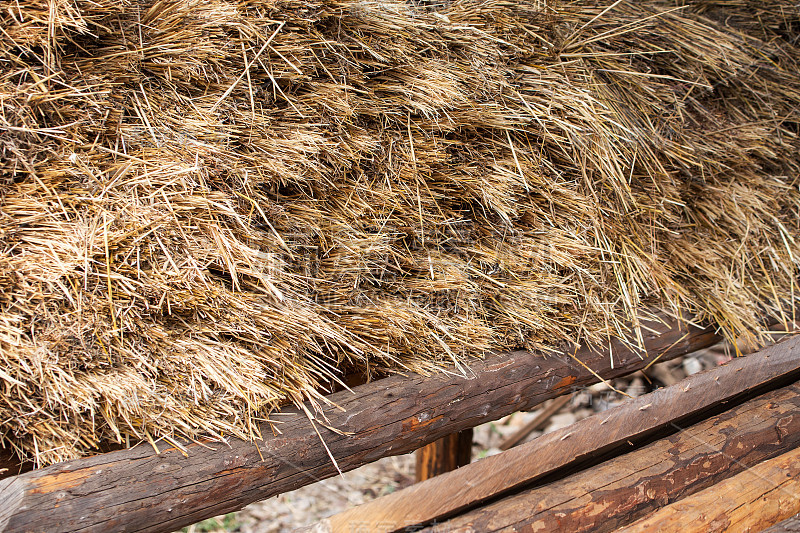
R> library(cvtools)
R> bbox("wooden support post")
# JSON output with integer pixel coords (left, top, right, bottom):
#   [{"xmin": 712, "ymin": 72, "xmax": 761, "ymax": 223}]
[{"xmin": 415, "ymin": 429, "xmax": 472, "ymax": 482}]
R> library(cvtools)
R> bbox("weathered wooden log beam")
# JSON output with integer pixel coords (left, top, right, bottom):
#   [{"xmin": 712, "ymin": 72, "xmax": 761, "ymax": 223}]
[
  {"xmin": 617, "ymin": 445, "xmax": 800, "ymax": 533},
  {"xmin": 312, "ymin": 335, "xmax": 800, "ymax": 533},
  {"xmin": 423, "ymin": 379, "xmax": 800, "ymax": 533},
  {"xmin": 0, "ymin": 315, "xmax": 719, "ymax": 533}
]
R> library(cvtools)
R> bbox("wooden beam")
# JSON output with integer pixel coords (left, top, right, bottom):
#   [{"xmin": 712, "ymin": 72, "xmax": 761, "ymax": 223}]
[
  {"xmin": 617, "ymin": 446, "xmax": 800, "ymax": 533},
  {"xmin": 313, "ymin": 335, "xmax": 800, "ymax": 533},
  {"xmin": 0, "ymin": 315, "xmax": 719, "ymax": 533},
  {"xmin": 415, "ymin": 429, "xmax": 473, "ymax": 482},
  {"xmin": 421, "ymin": 380, "xmax": 800, "ymax": 533}
]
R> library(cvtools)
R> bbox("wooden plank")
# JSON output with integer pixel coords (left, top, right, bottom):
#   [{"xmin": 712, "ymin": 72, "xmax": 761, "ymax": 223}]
[
  {"xmin": 420, "ymin": 381, "xmax": 800, "ymax": 533},
  {"xmin": 617, "ymin": 446, "xmax": 800, "ymax": 533},
  {"xmin": 415, "ymin": 429, "xmax": 473, "ymax": 482},
  {"xmin": 313, "ymin": 335, "xmax": 800, "ymax": 533},
  {"xmin": 0, "ymin": 315, "xmax": 719, "ymax": 533}
]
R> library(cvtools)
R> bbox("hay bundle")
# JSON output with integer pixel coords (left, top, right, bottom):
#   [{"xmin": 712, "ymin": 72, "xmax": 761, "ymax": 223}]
[{"xmin": 1, "ymin": 0, "xmax": 799, "ymax": 465}]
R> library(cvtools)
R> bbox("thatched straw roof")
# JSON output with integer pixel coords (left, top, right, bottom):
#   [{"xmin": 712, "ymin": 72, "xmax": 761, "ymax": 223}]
[{"xmin": 1, "ymin": 0, "xmax": 799, "ymax": 465}]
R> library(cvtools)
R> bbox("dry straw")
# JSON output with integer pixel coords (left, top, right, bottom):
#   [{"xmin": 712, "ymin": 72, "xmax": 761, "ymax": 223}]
[{"xmin": 1, "ymin": 0, "xmax": 799, "ymax": 465}]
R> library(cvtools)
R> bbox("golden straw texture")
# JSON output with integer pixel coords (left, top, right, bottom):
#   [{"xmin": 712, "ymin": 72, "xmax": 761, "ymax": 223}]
[{"xmin": 1, "ymin": 0, "xmax": 799, "ymax": 464}]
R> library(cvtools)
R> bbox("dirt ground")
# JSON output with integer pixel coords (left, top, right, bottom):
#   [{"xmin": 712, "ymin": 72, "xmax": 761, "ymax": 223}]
[{"xmin": 181, "ymin": 345, "xmax": 734, "ymax": 533}]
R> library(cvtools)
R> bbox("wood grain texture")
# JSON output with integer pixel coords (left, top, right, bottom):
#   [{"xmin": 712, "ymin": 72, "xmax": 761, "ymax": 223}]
[
  {"xmin": 421, "ymin": 380, "xmax": 800, "ymax": 533},
  {"xmin": 415, "ymin": 429, "xmax": 473, "ymax": 482},
  {"xmin": 312, "ymin": 335, "xmax": 800, "ymax": 533},
  {"xmin": 617, "ymin": 446, "xmax": 800, "ymax": 533},
  {"xmin": 0, "ymin": 316, "xmax": 719, "ymax": 533}
]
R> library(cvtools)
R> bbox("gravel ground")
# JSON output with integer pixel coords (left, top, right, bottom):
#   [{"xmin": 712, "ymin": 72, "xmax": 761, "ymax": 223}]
[{"xmin": 181, "ymin": 344, "xmax": 738, "ymax": 533}]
